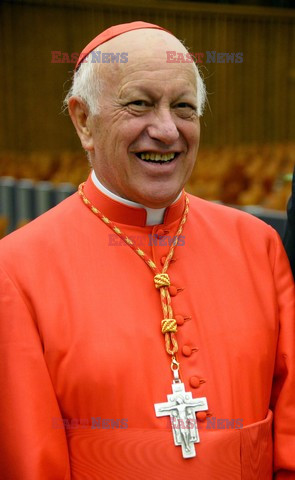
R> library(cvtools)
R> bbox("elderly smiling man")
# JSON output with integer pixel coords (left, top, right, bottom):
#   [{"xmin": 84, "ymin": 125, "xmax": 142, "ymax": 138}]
[{"xmin": 0, "ymin": 22, "xmax": 294, "ymax": 480}]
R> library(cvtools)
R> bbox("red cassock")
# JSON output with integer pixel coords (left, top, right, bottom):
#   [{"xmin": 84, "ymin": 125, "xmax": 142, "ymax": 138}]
[{"xmin": 0, "ymin": 174, "xmax": 294, "ymax": 479}]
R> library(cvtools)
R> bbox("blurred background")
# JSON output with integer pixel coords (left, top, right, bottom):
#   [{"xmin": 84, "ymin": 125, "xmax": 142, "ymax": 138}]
[{"xmin": 0, "ymin": 0, "xmax": 294, "ymax": 237}]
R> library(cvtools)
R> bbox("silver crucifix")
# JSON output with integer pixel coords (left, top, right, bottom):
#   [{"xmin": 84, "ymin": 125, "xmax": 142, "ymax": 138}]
[{"xmin": 154, "ymin": 381, "xmax": 208, "ymax": 458}]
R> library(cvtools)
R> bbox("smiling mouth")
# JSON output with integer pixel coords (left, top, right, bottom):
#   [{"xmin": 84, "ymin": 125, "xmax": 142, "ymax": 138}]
[{"xmin": 135, "ymin": 152, "xmax": 178, "ymax": 164}]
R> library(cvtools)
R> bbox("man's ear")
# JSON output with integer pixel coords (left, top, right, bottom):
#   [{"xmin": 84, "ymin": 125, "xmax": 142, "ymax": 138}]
[{"xmin": 68, "ymin": 97, "xmax": 94, "ymax": 152}]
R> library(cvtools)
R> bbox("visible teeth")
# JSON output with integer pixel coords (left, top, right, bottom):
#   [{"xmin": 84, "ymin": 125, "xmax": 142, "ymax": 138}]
[{"xmin": 140, "ymin": 152, "xmax": 176, "ymax": 162}]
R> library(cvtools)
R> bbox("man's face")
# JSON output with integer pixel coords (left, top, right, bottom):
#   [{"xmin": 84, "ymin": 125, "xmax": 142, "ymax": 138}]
[{"xmin": 87, "ymin": 31, "xmax": 200, "ymax": 208}]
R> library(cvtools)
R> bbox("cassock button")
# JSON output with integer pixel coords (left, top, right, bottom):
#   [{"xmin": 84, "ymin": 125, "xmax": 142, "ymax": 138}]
[
  {"xmin": 196, "ymin": 411, "xmax": 207, "ymax": 422},
  {"xmin": 169, "ymin": 285, "xmax": 178, "ymax": 297},
  {"xmin": 160, "ymin": 256, "xmax": 167, "ymax": 266},
  {"xmin": 189, "ymin": 376, "xmax": 201, "ymax": 388},
  {"xmin": 156, "ymin": 228, "xmax": 165, "ymax": 238},
  {"xmin": 182, "ymin": 345, "xmax": 192, "ymax": 357},
  {"xmin": 182, "ymin": 345, "xmax": 198, "ymax": 356},
  {"xmin": 175, "ymin": 314, "xmax": 185, "ymax": 326}
]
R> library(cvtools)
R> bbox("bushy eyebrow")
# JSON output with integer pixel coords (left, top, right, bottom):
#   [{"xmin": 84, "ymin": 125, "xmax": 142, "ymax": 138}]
[
  {"xmin": 119, "ymin": 85, "xmax": 156, "ymax": 100},
  {"xmin": 173, "ymin": 92, "xmax": 197, "ymax": 104},
  {"xmin": 119, "ymin": 84, "xmax": 197, "ymax": 103}
]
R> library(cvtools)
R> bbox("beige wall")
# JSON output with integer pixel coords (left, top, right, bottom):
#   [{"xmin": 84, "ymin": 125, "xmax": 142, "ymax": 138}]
[{"xmin": 1, "ymin": 0, "xmax": 295, "ymax": 152}]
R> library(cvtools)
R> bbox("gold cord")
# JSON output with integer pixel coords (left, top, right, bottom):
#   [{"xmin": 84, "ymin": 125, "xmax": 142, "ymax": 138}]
[{"xmin": 78, "ymin": 183, "xmax": 189, "ymax": 359}]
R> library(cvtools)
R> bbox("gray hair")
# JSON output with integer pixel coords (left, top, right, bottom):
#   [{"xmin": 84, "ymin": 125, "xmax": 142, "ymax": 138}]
[{"xmin": 64, "ymin": 48, "xmax": 206, "ymax": 117}]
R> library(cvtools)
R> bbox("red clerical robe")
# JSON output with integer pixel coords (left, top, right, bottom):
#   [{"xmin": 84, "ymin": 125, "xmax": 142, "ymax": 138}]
[{"xmin": 0, "ymin": 174, "xmax": 294, "ymax": 480}]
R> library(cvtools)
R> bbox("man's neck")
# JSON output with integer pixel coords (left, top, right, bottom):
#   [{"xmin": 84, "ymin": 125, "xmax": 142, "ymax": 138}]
[{"xmin": 91, "ymin": 170, "xmax": 180, "ymax": 226}]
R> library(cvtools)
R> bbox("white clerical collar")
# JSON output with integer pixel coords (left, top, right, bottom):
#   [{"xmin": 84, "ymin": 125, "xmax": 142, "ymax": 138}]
[{"xmin": 91, "ymin": 170, "xmax": 180, "ymax": 226}]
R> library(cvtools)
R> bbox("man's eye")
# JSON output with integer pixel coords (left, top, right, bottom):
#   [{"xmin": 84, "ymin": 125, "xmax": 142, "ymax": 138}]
[
  {"xmin": 173, "ymin": 102, "xmax": 197, "ymax": 119},
  {"xmin": 175, "ymin": 102, "xmax": 196, "ymax": 110},
  {"xmin": 129, "ymin": 100, "xmax": 148, "ymax": 107}
]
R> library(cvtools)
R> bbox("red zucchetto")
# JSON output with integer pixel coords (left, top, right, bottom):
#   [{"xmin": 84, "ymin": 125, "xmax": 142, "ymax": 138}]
[{"xmin": 75, "ymin": 21, "xmax": 169, "ymax": 70}]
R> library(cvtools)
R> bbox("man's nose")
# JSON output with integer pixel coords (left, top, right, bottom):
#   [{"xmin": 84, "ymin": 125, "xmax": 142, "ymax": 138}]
[{"xmin": 146, "ymin": 108, "xmax": 179, "ymax": 145}]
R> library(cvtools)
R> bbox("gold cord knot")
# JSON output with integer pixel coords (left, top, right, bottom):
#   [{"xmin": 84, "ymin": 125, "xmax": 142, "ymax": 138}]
[
  {"xmin": 154, "ymin": 273, "xmax": 170, "ymax": 289},
  {"xmin": 161, "ymin": 318, "xmax": 177, "ymax": 334}
]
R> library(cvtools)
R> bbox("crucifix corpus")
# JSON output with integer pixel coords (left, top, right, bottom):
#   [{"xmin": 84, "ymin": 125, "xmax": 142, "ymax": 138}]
[{"xmin": 154, "ymin": 379, "xmax": 208, "ymax": 459}]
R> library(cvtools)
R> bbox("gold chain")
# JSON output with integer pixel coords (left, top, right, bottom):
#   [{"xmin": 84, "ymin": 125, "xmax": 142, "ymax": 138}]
[{"xmin": 78, "ymin": 183, "xmax": 189, "ymax": 364}]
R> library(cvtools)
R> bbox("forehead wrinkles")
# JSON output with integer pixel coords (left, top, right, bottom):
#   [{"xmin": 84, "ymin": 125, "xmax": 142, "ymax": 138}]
[
  {"xmin": 100, "ymin": 56, "xmax": 197, "ymax": 101},
  {"xmin": 119, "ymin": 74, "xmax": 197, "ymax": 101}
]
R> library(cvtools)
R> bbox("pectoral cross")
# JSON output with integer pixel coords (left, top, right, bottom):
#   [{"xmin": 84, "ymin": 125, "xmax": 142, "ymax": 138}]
[{"xmin": 154, "ymin": 381, "xmax": 208, "ymax": 458}]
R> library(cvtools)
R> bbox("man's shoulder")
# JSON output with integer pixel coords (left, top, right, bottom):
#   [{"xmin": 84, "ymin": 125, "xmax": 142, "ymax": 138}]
[
  {"xmin": 0, "ymin": 192, "xmax": 81, "ymax": 256},
  {"xmin": 187, "ymin": 193, "xmax": 275, "ymax": 236}
]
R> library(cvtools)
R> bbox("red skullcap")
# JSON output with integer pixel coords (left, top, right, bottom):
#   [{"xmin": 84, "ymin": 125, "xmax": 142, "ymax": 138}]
[{"xmin": 75, "ymin": 21, "xmax": 170, "ymax": 70}]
